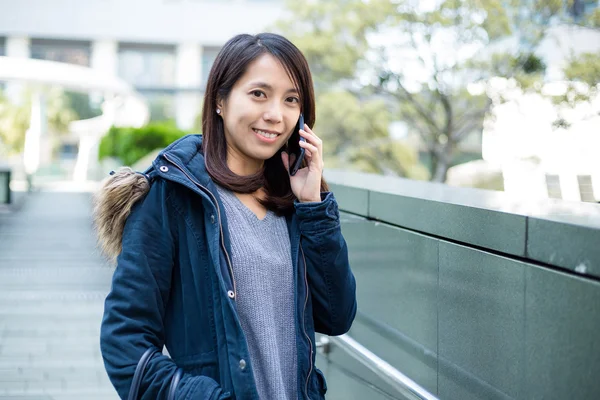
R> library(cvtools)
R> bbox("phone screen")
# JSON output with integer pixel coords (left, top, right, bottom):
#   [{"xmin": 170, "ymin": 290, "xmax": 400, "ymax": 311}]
[{"xmin": 288, "ymin": 113, "xmax": 306, "ymax": 176}]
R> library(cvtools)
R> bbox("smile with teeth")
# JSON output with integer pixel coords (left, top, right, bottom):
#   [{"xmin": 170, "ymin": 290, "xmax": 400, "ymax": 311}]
[{"xmin": 253, "ymin": 129, "xmax": 279, "ymax": 139}]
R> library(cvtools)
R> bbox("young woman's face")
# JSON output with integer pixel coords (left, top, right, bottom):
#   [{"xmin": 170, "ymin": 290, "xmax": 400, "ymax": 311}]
[{"xmin": 219, "ymin": 53, "xmax": 301, "ymax": 174}]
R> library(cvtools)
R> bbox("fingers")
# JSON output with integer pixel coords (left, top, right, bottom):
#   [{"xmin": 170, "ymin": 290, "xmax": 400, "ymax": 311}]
[
  {"xmin": 299, "ymin": 126, "xmax": 322, "ymax": 155},
  {"xmin": 298, "ymin": 124, "xmax": 323, "ymax": 170},
  {"xmin": 299, "ymin": 139, "xmax": 318, "ymax": 155},
  {"xmin": 299, "ymin": 124, "xmax": 322, "ymax": 147}
]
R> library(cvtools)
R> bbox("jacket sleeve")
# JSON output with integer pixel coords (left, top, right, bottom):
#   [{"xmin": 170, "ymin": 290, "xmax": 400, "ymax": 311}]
[
  {"xmin": 295, "ymin": 192, "xmax": 357, "ymax": 336},
  {"xmin": 100, "ymin": 180, "xmax": 227, "ymax": 400}
]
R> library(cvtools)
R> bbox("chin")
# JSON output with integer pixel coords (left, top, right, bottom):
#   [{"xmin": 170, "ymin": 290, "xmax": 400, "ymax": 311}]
[
  {"xmin": 239, "ymin": 146, "xmax": 271, "ymax": 162},
  {"xmin": 255, "ymin": 149, "xmax": 280, "ymax": 162}
]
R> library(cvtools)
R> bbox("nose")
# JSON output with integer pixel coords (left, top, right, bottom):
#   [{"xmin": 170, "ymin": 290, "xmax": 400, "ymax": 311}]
[{"xmin": 263, "ymin": 102, "xmax": 283, "ymax": 124}]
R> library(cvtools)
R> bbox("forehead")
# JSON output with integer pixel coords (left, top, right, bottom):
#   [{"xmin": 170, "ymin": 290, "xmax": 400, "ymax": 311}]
[{"xmin": 237, "ymin": 53, "xmax": 297, "ymax": 90}]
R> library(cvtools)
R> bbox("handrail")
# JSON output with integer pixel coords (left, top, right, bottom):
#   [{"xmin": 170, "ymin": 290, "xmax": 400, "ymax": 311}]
[
  {"xmin": 320, "ymin": 334, "xmax": 439, "ymax": 400},
  {"xmin": 353, "ymin": 311, "xmax": 512, "ymax": 399}
]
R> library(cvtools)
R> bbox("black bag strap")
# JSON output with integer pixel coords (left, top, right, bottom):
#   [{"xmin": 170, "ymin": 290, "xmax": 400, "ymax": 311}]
[
  {"xmin": 128, "ymin": 348, "xmax": 182, "ymax": 400},
  {"xmin": 128, "ymin": 347, "xmax": 160, "ymax": 400}
]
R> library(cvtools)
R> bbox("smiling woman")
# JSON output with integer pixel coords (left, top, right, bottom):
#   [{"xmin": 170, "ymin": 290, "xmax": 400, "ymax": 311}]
[
  {"xmin": 95, "ymin": 32, "xmax": 357, "ymax": 400},
  {"xmin": 219, "ymin": 56, "xmax": 301, "ymax": 174},
  {"xmin": 202, "ymin": 33, "xmax": 327, "ymax": 213}
]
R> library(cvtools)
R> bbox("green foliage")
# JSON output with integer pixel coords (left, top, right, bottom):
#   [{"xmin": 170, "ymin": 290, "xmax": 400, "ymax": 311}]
[
  {"xmin": 275, "ymin": 0, "xmax": 574, "ymax": 182},
  {"xmin": 98, "ymin": 121, "xmax": 188, "ymax": 166},
  {"xmin": 558, "ymin": 51, "xmax": 600, "ymax": 105},
  {"xmin": 315, "ymin": 91, "xmax": 390, "ymax": 157},
  {"xmin": 564, "ymin": 52, "xmax": 600, "ymax": 88},
  {"xmin": 0, "ymin": 87, "xmax": 77, "ymax": 154},
  {"xmin": 585, "ymin": 8, "xmax": 600, "ymax": 28},
  {"xmin": 0, "ymin": 92, "xmax": 30, "ymax": 153},
  {"xmin": 46, "ymin": 88, "xmax": 78, "ymax": 132},
  {"xmin": 314, "ymin": 90, "xmax": 428, "ymax": 178},
  {"xmin": 275, "ymin": 0, "xmax": 396, "ymax": 89},
  {"xmin": 512, "ymin": 53, "xmax": 546, "ymax": 75},
  {"xmin": 65, "ymin": 92, "xmax": 103, "ymax": 120}
]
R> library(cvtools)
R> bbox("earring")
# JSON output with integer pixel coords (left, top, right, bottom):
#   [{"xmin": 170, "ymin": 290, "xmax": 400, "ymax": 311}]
[{"xmin": 216, "ymin": 109, "xmax": 221, "ymax": 114}]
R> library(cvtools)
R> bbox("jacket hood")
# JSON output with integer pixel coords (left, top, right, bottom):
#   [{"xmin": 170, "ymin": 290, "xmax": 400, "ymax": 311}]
[{"xmin": 93, "ymin": 134, "xmax": 205, "ymax": 263}]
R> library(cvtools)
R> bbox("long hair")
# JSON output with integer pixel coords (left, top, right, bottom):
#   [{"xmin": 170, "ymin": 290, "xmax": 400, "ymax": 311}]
[{"xmin": 201, "ymin": 33, "xmax": 328, "ymax": 215}]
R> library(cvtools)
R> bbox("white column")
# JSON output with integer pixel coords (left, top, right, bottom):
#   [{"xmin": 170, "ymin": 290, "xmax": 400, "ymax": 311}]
[
  {"xmin": 5, "ymin": 36, "xmax": 31, "ymax": 104},
  {"xmin": 91, "ymin": 40, "xmax": 118, "ymax": 77},
  {"xmin": 559, "ymin": 173, "xmax": 582, "ymax": 202},
  {"xmin": 175, "ymin": 42, "xmax": 202, "ymax": 131},
  {"xmin": 84, "ymin": 40, "xmax": 119, "ymax": 182},
  {"xmin": 23, "ymin": 91, "xmax": 46, "ymax": 188},
  {"xmin": 6, "ymin": 36, "xmax": 30, "ymax": 58},
  {"xmin": 592, "ymin": 174, "xmax": 600, "ymax": 202}
]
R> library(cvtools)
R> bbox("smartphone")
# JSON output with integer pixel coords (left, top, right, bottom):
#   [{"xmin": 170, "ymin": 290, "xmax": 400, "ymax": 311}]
[{"xmin": 288, "ymin": 113, "xmax": 306, "ymax": 176}]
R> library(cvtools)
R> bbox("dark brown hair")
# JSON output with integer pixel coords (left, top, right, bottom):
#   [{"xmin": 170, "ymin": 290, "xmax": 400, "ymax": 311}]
[{"xmin": 201, "ymin": 33, "xmax": 328, "ymax": 215}]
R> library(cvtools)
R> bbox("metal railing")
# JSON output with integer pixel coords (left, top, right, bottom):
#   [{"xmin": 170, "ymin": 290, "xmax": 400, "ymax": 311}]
[{"xmin": 317, "ymin": 334, "xmax": 439, "ymax": 400}]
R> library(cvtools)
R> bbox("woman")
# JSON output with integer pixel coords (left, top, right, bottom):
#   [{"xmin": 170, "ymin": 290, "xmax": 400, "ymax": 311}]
[{"xmin": 94, "ymin": 32, "xmax": 357, "ymax": 400}]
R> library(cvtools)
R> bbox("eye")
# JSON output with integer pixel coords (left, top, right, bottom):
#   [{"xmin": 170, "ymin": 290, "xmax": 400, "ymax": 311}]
[
  {"xmin": 286, "ymin": 96, "xmax": 300, "ymax": 104},
  {"xmin": 251, "ymin": 90, "xmax": 266, "ymax": 98}
]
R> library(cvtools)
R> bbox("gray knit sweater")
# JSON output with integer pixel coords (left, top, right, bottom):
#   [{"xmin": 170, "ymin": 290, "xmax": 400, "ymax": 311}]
[{"xmin": 216, "ymin": 186, "xmax": 297, "ymax": 400}]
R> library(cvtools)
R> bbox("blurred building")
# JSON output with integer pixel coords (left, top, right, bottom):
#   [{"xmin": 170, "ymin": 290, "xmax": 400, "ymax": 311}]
[
  {"xmin": 0, "ymin": 0, "xmax": 285, "ymax": 130},
  {"xmin": 448, "ymin": 2, "xmax": 600, "ymax": 202}
]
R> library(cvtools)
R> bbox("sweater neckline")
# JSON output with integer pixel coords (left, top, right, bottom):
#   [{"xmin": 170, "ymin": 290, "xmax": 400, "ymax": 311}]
[{"xmin": 217, "ymin": 185, "xmax": 273, "ymax": 223}]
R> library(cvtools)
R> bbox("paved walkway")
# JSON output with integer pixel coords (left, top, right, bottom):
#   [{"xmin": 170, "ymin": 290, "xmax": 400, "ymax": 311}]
[{"xmin": 0, "ymin": 191, "xmax": 118, "ymax": 399}]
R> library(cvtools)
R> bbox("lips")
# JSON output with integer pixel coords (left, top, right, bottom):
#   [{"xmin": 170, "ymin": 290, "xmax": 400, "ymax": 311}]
[{"xmin": 252, "ymin": 128, "xmax": 280, "ymax": 139}]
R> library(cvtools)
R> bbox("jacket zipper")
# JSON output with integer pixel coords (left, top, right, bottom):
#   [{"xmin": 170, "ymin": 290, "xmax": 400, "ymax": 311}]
[
  {"xmin": 162, "ymin": 154, "xmax": 237, "ymax": 298},
  {"xmin": 300, "ymin": 244, "xmax": 313, "ymax": 400},
  {"xmin": 164, "ymin": 154, "xmax": 313, "ymax": 398}
]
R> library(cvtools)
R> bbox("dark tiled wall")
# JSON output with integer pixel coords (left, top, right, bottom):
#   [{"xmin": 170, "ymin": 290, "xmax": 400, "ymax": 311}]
[{"xmin": 334, "ymin": 214, "xmax": 600, "ymax": 399}]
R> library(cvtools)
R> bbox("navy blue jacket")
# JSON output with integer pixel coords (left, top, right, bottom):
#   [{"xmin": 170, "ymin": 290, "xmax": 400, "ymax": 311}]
[{"xmin": 100, "ymin": 135, "xmax": 357, "ymax": 399}]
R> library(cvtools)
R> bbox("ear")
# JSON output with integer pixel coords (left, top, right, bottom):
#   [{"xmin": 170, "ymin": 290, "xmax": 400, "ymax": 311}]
[{"xmin": 216, "ymin": 95, "xmax": 225, "ymax": 111}]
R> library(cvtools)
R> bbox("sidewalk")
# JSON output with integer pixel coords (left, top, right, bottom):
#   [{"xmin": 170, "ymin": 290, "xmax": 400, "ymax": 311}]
[{"xmin": 0, "ymin": 190, "xmax": 119, "ymax": 399}]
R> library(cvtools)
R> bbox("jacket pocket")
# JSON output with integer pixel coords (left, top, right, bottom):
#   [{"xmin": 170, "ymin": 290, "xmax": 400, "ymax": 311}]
[
  {"xmin": 315, "ymin": 367, "xmax": 328, "ymax": 396},
  {"xmin": 173, "ymin": 349, "xmax": 218, "ymax": 376}
]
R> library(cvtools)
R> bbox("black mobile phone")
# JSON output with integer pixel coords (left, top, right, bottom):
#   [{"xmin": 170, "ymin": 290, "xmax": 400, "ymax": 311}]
[{"xmin": 288, "ymin": 113, "xmax": 306, "ymax": 176}]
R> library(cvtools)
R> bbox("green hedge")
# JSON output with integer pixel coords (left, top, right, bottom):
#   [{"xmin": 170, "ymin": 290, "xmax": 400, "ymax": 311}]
[{"xmin": 98, "ymin": 121, "xmax": 189, "ymax": 166}]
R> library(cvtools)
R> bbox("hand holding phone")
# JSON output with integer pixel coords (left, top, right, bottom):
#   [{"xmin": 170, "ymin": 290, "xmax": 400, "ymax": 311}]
[{"xmin": 288, "ymin": 113, "xmax": 306, "ymax": 176}]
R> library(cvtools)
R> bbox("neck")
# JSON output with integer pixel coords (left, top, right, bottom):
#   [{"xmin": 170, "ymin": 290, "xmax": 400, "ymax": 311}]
[{"xmin": 226, "ymin": 146, "xmax": 264, "ymax": 176}]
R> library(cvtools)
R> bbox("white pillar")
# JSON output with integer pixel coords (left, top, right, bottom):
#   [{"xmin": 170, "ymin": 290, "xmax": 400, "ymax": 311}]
[
  {"xmin": 559, "ymin": 173, "xmax": 582, "ymax": 202},
  {"xmin": 6, "ymin": 36, "xmax": 30, "ymax": 58},
  {"xmin": 83, "ymin": 40, "xmax": 119, "ymax": 182},
  {"xmin": 91, "ymin": 40, "xmax": 118, "ymax": 77},
  {"xmin": 23, "ymin": 91, "xmax": 46, "ymax": 187},
  {"xmin": 175, "ymin": 42, "xmax": 202, "ymax": 131},
  {"xmin": 5, "ymin": 36, "xmax": 31, "ymax": 104},
  {"xmin": 592, "ymin": 174, "xmax": 600, "ymax": 202}
]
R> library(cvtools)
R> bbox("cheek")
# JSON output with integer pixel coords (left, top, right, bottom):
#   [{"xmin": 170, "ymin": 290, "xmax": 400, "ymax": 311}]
[
  {"xmin": 287, "ymin": 115, "xmax": 299, "ymax": 134},
  {"xmin": 223, "ymin": 94, "xmax": 247, "ymax": 120}
]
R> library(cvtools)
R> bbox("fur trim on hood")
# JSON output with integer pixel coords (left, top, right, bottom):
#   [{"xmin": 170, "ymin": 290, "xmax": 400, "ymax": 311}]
[{"xmin": 93, "ymin": 167, "xmax": 151, "ymax": 264}]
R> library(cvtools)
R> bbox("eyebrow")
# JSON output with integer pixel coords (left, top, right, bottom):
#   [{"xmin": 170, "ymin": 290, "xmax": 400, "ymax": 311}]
[{"xmin": 248, "ymin": 81, "xmax": 299, "ymax": 95}]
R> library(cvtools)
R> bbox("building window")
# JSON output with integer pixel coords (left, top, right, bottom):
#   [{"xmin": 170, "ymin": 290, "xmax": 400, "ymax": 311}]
[
  {"xmin": 30, "ymin": 38, "xmax": 91, "ymax": 66},
  {"xmin": 201, "ymin": 47, "xmax": 221, "ymax": 84},
  {"xmin": 545, "ymin": 174, "xmax": 562, "ymax": 199},
  {"xmin": 118, "ymin": 43, "xmax": 176, "ymax": 89},
  {"xmin": 118, "ymin": 43, "xmax": 177, "ymax": 121}
]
